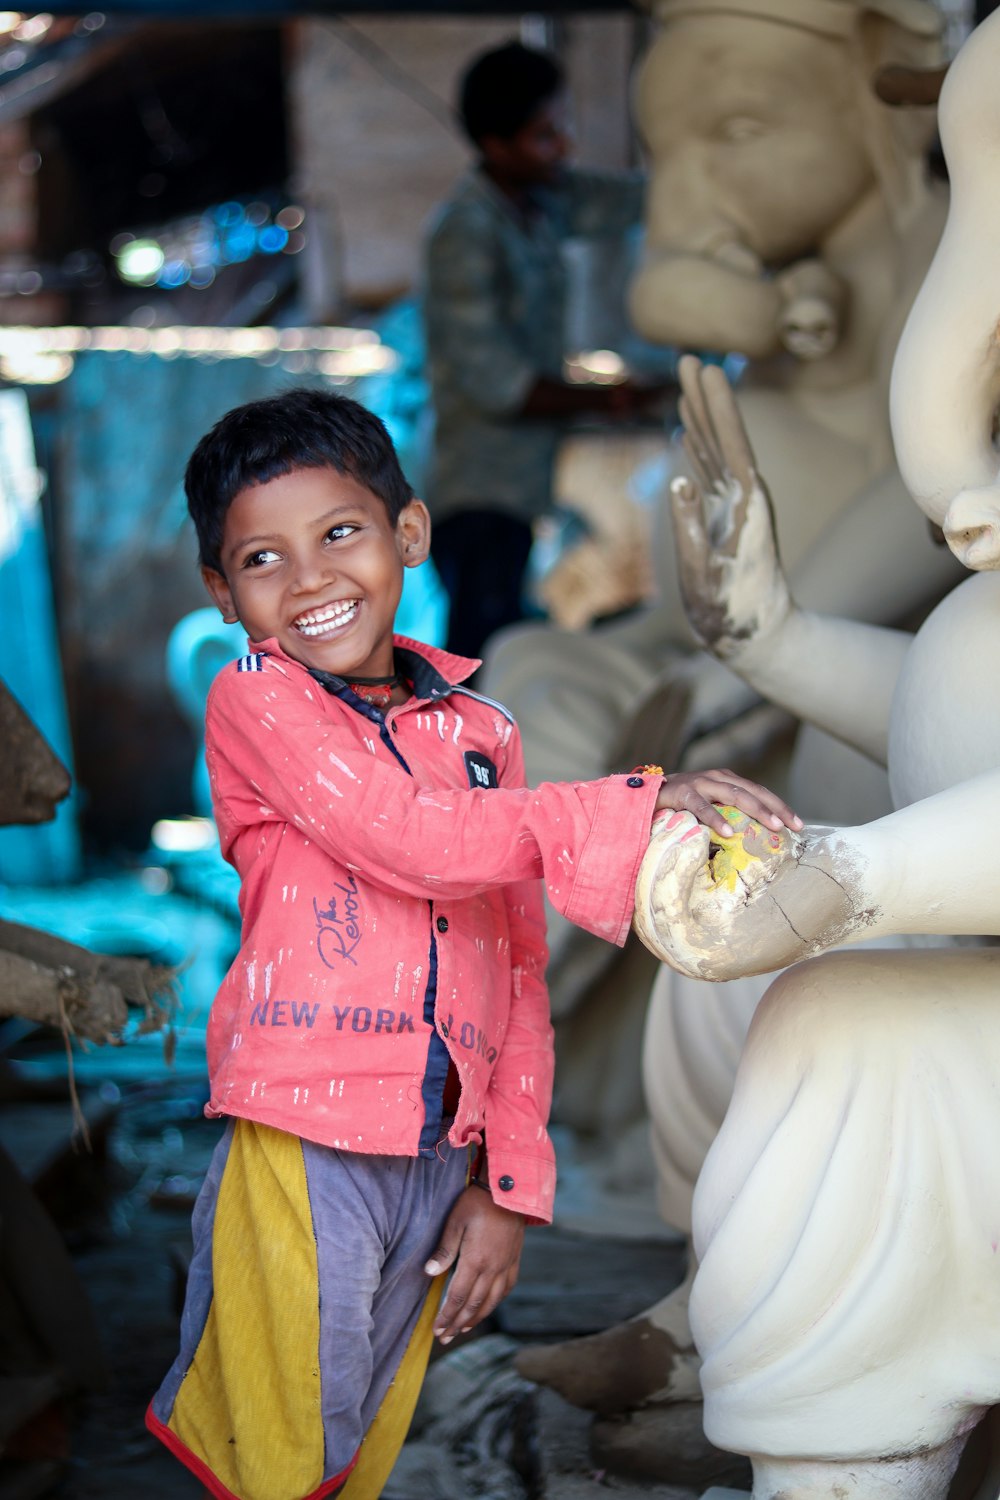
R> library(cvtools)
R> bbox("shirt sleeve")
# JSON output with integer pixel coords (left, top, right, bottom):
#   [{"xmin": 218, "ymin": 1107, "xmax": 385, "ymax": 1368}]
[
  {"xmin": 424, "ymin": 206, "xmax": 537, "ymax": 417},
  {"xmin": 206, "ymin": 658, "xmax": 662, "ymax": 948},
  {"xmin": 485, "ymin": 727, "xmax": 556, "ymax": 1223}
]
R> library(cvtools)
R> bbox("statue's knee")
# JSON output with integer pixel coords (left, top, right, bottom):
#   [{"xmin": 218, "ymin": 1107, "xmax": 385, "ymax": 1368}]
[{"xmin": 747, "ymin": 950, "xmax": 906, "ymax": 1068}]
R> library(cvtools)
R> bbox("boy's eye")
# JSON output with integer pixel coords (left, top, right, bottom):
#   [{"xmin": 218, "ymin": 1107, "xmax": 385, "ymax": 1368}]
[
  {"xmin": 243, "ymin": 548, "xmax": 280, "ymax": 568},
  {"xmin": 326, "ymin": 523, "xmax": 358, "ymax": 542}
]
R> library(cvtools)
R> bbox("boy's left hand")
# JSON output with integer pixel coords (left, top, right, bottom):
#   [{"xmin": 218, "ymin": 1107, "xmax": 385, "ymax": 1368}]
[
  {"xmin": 654, "ymin": 768, "xmax": 803, "ymax": 839},
  {"xmin": 424, "ymin": 1185, "xmax": 525, "ymax": 1344}
]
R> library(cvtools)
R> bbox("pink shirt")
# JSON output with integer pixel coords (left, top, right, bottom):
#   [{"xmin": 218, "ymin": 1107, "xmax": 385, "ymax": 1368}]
[{"xmin": 202, "ymin": 635, "xmax": 662, "ymax": 1222}]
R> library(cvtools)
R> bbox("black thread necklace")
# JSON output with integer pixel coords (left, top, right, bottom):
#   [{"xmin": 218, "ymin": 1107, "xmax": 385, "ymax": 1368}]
[{"xmin": 347, "ymin": 670, "xmax": 400, "ymax": 710}]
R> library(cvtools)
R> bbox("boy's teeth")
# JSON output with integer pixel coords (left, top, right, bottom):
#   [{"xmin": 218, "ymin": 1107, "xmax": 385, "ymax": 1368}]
[{"xmin": 296, "ymin": 600, "xmax": 358, "ymax": 636}]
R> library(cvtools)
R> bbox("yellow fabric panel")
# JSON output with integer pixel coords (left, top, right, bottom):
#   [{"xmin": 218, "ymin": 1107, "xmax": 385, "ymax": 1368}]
[
  {"xmin": 168, "ymin": 1121, "xmax": 325, "ymax": 1500},
  {"xmin": 338, "ymin": 1274, "xmax": 445, "ymax": 1500}
]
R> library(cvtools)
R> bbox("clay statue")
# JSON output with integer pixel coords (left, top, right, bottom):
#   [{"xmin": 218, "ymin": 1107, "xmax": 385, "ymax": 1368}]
[
  {"xmin": 0, "ymin": 677, "xmax": 174, "ymax": 1044},
  {"xmin": 627, "ymin": 6, "xmax": 1000, "ymax": 1490},
  {"xmin": 483, "ymin": 0, "xmax": 962, "ymax": 1162},
  {"xmin": 504, "ymin": 0, "xmax": 970, "ymax": 1473}
]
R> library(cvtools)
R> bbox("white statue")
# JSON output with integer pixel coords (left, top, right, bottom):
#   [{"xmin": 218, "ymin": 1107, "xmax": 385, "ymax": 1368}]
[
  {"xmin": 484, "ymin": 0, "xmax": 962, "ymax": 1148},
  {"xmin": 509, "ymin": 0, "xmax": 963, "ymax": 1476},
  {"xmin": 631, "ymin": 7, "xmax": 1000, "ymax": 1492}
]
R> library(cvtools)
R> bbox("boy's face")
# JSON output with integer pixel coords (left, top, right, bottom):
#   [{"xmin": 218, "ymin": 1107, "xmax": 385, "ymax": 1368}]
[{"xmin": 202, "ymin": 465, "xmax": 430, "ymax": 680}]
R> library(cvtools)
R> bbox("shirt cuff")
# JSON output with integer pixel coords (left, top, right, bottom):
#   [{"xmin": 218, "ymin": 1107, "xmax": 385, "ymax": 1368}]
[{"xmin": 564, "ymin": 772, "xmax": 664, "ymax": 946}]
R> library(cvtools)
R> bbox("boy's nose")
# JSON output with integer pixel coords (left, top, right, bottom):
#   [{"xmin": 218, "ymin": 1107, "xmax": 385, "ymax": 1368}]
[{"xmin": 290, "ymin": 553, "xmax": 335, "ymax": 593}]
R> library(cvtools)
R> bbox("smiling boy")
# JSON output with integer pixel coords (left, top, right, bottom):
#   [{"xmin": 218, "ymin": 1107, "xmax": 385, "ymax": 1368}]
[{"xmin": 146, "ymin": 386, "xmax": 800, "ymax": 1500}]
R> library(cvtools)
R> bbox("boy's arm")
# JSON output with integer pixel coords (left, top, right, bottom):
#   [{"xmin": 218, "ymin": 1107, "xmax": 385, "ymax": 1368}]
[{"xmin": 207, "ymin": 660, "xmax": 661, "ymax": 946}]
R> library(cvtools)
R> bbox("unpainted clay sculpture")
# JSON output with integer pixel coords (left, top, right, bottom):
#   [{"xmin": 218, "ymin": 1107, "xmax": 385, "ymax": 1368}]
[
  {"xmin": 483, "ymin": 0, "xmax": 963, "ymax": 1156},
  {"xmin": 506, "ymin": 0, "xmax": 964, "ymax": 1465},
  {"xmin": 0, "ymin": 677, "xmax": 174, "ymax": 1044},
  {"xmin": 630, "ymin": 8, "xmax": 1000, "ymax": 1493}
]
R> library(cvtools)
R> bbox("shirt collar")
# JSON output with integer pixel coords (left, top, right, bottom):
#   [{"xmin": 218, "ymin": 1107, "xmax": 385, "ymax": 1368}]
[{"xmin": 246, "ymin": 634, "xmax": 481, "ymax": 706}]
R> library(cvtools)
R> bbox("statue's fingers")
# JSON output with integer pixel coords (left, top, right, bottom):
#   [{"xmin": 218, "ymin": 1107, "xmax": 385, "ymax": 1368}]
[
  {"xmin": 701, "ymin": 363, "xmax": 758, "ymax": 496},
  {"xmin": 669, "ymin": 475, "xmax": 711, "ymax": 578},
  {"xmin": 678, "ymin": 357, "xmax": 725, "ymax": 477},
  {"xmin": 679, "ymin": 415, "xmax": 716, "ymax": 497}
]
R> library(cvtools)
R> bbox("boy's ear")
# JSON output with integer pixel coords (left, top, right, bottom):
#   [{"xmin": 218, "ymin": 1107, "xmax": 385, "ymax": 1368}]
[
  {"xmin": 398, "ymin": 499, "xmax": 431, "ymax": 569},
  {"xmin": 201, "ymin": 565, "xmax": 239, "ymax": 623}
]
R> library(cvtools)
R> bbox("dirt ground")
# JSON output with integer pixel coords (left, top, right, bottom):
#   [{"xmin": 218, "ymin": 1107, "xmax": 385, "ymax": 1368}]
[{"xmin": 2, "ymin": 1069, "xmax": 689, "ymax": 1500}]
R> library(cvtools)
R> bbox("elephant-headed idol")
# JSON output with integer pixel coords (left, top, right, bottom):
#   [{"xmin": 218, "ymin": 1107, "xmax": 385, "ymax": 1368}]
[{"xmin": 631, "ymin": 6, "xmax": 1000, "ymax": 1496}]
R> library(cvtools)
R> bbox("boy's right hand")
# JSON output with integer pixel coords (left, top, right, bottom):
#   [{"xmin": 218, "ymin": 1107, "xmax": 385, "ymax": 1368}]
[
  {"xmin": 424, "ymin": 1185, "xmax": 525, "ymax": 1345},
  {"xmin": 654, "ymin": 768, "xmax": 802, "ymax": 841}
]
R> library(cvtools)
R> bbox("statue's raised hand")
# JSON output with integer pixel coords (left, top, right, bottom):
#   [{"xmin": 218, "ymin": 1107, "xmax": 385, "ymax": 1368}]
[
  {"xmin": 633, "ymin": 805, "xmax": 871, "ymax": 981},
  {"xmin": 671, "ymin": 356, "xmax": 793, "ymax": 659}
]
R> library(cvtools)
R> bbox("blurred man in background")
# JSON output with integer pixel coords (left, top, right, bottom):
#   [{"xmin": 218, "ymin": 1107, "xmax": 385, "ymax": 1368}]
[{"xmin": 423, "ymin": 41, "xmax": 661, "ymax": 663}]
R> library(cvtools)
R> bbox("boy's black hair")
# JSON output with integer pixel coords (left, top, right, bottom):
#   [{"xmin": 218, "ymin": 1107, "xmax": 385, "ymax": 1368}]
[
  {"xmin": 458, "ymin": 41, "xmax": 563, "ymax": 147},
  {"xmin": 185, "ymin": 385, "xmax": 414, "ymax": 574}
]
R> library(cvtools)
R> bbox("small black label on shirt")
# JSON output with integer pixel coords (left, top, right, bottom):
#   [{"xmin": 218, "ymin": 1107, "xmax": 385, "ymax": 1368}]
[{"xmin": 464, "ymin": 751, "xmax": 498, "ymax": 790}]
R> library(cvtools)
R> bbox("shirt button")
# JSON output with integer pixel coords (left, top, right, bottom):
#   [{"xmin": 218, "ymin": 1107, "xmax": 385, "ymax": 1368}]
[
  {"xmin": 436, "ymin": 916, "xmax": 449, "ymax": 933},
  {"xmin": 498, "ymin": 1174, "xmax": 514, "ymax": 1192},
  {"xmin": 626, "ymin": 774, "xmax": 644, "ymax": 788}
]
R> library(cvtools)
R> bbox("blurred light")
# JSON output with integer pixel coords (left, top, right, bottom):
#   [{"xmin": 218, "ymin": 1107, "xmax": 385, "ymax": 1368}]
[
  {"xmin": 151, "ymin": 817, "xmax": 217, "ymax": 853},
  {"xmin": 13, "ymin": 12, "xmax": 51, "ymax": 40},
  {"xmin": 222, "ymin": 223, "xmax": 256, "ymax": 263},
  {"xmin": 158, "ymin": 259, "xmax": 191, "ymax": 288},
  {"xmin": 110, "ymin": 198, "xmax": 310, "ymax": 291},
  {"xmin": 258, "ymin": 225, "xmax": 288, "ymax": 254},
  {"xmin": 149, "ymin": 329, "xmax": 182, "ymax": 356},
  {"xmin": 0, "ymin": 350, "xmax": 73, "ymax": 383},
  {"xmin": 580, "ymin": 349, "xmax": 626, "ymax": 377},
  {"xmin": 117, "ymin": 239, "xmax": 164, "ymax": 284},
  {"xmin": 0, "ymin": 14, "xmax": 23, "ymax": 36},
  {"xmin": 16, "ymin": 270, "xmax": 41, "ymax": 294},
  {"xmin": 318, "ymin": 346, "xmax": 399, "ymax": 378},
  {"xmin": 0, "ymin": 325, "xmax": 389, "ymax": 363},
  {"xmin": 564, "ymin": 348, "xmax": 628, "ymax": 385},
  {"xmin": 17, "ymin": 149, "xmax": 40, "ymax": 175},
  {"xmin": 78, "ymin": 11, "xmax": 104, "ymax": 30}
]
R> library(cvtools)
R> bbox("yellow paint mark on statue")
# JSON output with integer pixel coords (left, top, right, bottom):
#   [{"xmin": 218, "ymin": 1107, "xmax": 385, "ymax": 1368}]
[{"xmin": 708, "ymin": 806, "xmax": 784, "ymax": 893}]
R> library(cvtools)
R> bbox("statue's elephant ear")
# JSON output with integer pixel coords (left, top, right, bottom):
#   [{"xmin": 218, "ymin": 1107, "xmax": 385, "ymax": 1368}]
[{"xmin": 873, "ymin": 61, "xmax": 949, "ymax": 106}]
